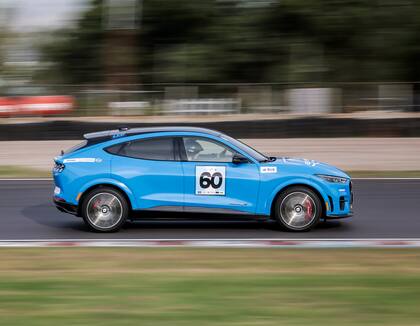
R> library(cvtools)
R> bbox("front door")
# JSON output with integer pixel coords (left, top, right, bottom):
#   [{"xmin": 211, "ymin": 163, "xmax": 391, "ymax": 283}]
[{"xmin": 179, "ymin": 136, "xmax": 260, "ymax": 214}]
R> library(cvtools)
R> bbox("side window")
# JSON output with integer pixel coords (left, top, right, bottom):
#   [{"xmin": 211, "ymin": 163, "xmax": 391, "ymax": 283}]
[
  {"xmin": 118, "ymin": 137, "xmax": 175, "ymax": 161},
  {"xmin": 105, "ymin": 143, "xmax": 124, "ymax": 155},
  {"xmin": 182, "ymin": 137, "xmax": 235, "ymax": 162}
]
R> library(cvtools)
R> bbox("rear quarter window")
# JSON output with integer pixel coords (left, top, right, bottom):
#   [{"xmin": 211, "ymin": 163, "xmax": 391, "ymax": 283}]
[
  {"xmin": 105, "ymin": 143, "xmax": 124, "ymax": 155},
  {"xmin": 105, "ymin": 137, "xmax": 175, "ymax": 161}
]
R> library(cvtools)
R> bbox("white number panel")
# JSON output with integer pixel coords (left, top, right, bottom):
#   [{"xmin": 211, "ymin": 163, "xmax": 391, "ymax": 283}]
[{"xmin": 195, "ymin": 166, "xmax": 226, "ymax": 195}]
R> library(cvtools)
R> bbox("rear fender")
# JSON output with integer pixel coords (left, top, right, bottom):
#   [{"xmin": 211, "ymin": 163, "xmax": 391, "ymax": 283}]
[{"xmin": 78, "ymin": 178, "xmax": 136, "ymax": 208}]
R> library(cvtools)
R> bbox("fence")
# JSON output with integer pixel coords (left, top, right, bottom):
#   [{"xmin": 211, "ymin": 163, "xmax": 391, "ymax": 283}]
[{"xmin": 1, "ymin": 82, "xmax": 419, "ymax": 116}]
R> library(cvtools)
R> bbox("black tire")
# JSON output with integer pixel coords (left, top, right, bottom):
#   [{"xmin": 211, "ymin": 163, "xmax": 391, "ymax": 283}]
[
  {"xmin": 274, "ymin": 186, "xmax": 322, "ymax": 232},
  {"xmin": 81, "ymin": 187, "xmax": 129, "ymax": 232}
]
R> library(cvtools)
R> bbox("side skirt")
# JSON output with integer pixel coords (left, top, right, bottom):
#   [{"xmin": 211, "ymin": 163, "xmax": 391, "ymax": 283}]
[{"xmin": 130, "ymin": 206, "xmax": 270, "ymax": 221}]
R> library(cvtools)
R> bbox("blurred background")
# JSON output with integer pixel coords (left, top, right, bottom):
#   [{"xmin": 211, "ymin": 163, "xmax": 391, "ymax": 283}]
[
  {"xmin": 1, "ymin": 3, "xmax": 420, "ymax": 325},
  {"xmin": 1, "ymin": 0, "xmax": 420, "ymax": 175},
  {"xmin": 1, "ymin": 0, "xmax": 420, "ymax": 116}
]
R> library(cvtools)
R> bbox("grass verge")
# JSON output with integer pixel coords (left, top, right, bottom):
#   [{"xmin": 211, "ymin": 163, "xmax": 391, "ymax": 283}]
[
  {"xmin": 0, "ymin": 165, "xmax": 50, "ymax": 178},
  {"xmin": 0, "ymin": 248, "xmax": 420, "ymax": 325}
]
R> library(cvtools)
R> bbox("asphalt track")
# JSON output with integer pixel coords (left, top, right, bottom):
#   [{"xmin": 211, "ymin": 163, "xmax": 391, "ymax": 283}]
[{"xmin": 1, "ymin": 179, "xmax": 419, "ymax": 240}]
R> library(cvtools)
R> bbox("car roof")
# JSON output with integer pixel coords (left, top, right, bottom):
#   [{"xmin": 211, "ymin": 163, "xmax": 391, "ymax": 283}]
[{"xmin": 83, "ymin": 126, "xmax": 223, "ymax": 142}]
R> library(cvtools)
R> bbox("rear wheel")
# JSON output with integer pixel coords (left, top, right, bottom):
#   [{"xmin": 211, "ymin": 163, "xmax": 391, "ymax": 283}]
[
  {"xmin": 274, "ymin": 186, "xmax": 322, "ymax": 231},
  {"xmin": 81, "ymin": 187, "xmax": 128, "ymax": 232}
]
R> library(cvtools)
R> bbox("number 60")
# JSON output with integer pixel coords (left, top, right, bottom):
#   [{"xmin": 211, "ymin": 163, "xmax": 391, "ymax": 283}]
[{"xmin": 200, "ymin": 172, "xmax": 223, "ymax": 189}]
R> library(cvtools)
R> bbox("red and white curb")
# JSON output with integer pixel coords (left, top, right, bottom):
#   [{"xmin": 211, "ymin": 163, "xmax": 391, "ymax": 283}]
[{"xmin": 1, "ymin": 239, "xmax": 420, "ymax": 247}]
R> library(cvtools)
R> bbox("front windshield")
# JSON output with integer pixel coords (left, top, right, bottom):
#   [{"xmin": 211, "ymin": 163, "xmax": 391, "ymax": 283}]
[{"xmin": 221, "ymin": 135, "xmax": 270, "ymax": 162}]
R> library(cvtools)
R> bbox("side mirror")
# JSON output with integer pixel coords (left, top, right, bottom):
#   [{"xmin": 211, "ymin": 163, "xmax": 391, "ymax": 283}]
[{"xmin": 232, "ymin": 154, "xmax": 249, "ymax": 164}]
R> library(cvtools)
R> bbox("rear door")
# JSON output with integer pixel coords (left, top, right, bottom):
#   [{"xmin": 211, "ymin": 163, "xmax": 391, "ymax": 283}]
[
  {"xmin": 109, "ymin": 136, "xmax": 184, "ymax": 210},
  {"xmin": 179, "ymin": 136, "xmax": 260, "ymax": 214}
]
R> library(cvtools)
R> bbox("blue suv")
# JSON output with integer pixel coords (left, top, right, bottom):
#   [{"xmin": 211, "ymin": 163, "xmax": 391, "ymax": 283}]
[{"xmin": 53, "ymin": 127, "xmax": 353, "ymax": 232}]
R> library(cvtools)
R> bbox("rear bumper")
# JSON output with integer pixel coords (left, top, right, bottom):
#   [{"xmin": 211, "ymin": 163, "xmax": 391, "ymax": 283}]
[{"xmin": 53, "ymin": 197, "xmax": 78, "ymax": 215}]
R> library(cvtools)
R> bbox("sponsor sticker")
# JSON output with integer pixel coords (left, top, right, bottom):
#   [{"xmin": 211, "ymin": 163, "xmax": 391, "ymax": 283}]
[
  {"xmin": 260, "ymin": 166, "xmax": 277, "ymax": 173},
  {"xmin": 304, "ymin": 159, "xmax": 320, "ymax": 167},
  {"xmin": 196, "ymin": 166, "xmax": 226, "ymax": 195},
  {"xmin": 112, "ymin": 133, "xmax": 126, "ymax": 139}
]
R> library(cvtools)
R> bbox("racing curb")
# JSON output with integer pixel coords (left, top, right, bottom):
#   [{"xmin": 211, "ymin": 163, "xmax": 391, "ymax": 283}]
[{"xmin": 1, "ymin": 239, "xmax": 420, "ymax": 248}]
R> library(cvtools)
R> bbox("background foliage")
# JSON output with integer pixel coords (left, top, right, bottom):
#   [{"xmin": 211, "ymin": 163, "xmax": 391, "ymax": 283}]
[{"xmin": 42, "ymin": 0, "xmax": 420, "ymax": 85}]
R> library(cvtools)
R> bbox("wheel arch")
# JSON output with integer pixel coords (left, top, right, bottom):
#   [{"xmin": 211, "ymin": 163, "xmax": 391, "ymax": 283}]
[
  {"xmin": 77, "ymin": 181, "xmax": 134, "ymax": 216},
  {"xmin": 269, "ymin": 183, "xmax": 327, "ymax": 218}
]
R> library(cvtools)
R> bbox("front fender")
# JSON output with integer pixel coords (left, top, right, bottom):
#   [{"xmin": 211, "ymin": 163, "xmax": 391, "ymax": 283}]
[
  {"xmin": 78, "ymin": 178, "xmax": 136, "ymax": 208},
  {"xmin": 257, "ymin": 177, "xmax": 330, "ymax": 216}
]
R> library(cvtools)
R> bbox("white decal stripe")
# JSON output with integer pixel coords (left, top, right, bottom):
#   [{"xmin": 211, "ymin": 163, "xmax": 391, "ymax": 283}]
[{"xmin": 63, "ymin": 158, "xmax": 97, "ymax": 163}]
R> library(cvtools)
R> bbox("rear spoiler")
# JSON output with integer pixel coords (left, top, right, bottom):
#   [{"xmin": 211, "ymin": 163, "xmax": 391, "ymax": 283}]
[
  {"xmin": 83, "ymin": 126, "xmax": 222, "ymax": 142},
  {"xmin": 83, "ymin": 127, "xmax": 130, "ymax": 142},
  {"xmin": 55, "ymin": 128, "xmax": 130, "ymax": 157},
  {"xmin": 84, "ymin": 129, "xmax": 125, "ymax": 140}
]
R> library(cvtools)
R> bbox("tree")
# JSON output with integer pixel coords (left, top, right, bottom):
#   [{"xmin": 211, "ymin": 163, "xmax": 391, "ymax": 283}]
[
  {"xmin": 42, "ymin": 0, "xmax": 105, "ymax": 85},
  {"xmin": 40, "ymin": 0, "xmax": 420, "ymax": 85}
]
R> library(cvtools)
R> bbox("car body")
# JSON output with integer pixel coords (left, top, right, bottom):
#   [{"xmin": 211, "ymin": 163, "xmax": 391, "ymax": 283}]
[{"xmin": 53, "ymin": 127, "xmax": 353, "ymax": 232}]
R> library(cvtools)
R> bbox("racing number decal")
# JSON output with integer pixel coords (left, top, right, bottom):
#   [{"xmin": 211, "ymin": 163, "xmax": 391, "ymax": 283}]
[
  {"xmin": 196, "ymin": 166, "xmax": 226, "ymax": 195},
  {"xmin": 199, "ymin": 172, "xmax": 223, "ymax": 189}
]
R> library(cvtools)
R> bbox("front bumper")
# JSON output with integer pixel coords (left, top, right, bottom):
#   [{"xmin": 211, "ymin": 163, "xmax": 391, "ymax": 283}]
[{"xmin": 324, "ymin": 180, "xmax": 354, "ymax": 218}]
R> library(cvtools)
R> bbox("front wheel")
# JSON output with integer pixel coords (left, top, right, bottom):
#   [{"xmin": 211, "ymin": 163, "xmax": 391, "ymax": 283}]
[
  {"xmin": 81, "ymin": 187, "xmax": 128, "ymax": 232},
  {"xmin": 274, "ymin": 186, "xmax": 322, "ymax": 232}
]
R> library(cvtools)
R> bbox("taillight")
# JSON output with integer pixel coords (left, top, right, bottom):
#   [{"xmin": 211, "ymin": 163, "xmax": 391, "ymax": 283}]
[{"xmin": 53, "ymin": 162, "xmax": 65, "ymax": 173}]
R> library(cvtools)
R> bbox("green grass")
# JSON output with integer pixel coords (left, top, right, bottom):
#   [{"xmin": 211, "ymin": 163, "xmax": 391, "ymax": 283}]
[
  {"xmin": 0, "ymin": 248, "xmax": 420, "ymax": 325},
  {"xmin": 0, "ymin": 166, "xmax": 50, "ymax": 178}
]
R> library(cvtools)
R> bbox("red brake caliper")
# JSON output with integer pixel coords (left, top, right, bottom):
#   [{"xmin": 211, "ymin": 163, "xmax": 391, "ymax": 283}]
[
  {"xmin": 92, "ymin": 199, "xmax": 101, "ymax": 210},
  {"xmin": 305, "ymin": 199, "xmax": 313, "ymax": 220}
]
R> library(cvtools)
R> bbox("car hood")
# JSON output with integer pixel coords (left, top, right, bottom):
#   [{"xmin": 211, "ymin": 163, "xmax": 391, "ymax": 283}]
[{"xmin": 270, "ymin": 157, "xmax": 350, "ymax": 178}]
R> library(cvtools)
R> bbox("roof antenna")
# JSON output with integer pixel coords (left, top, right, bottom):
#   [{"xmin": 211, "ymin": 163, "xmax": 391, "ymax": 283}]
[{"xmin": 118, "ymin": 126, "xmax": 130, "ymax": 132}]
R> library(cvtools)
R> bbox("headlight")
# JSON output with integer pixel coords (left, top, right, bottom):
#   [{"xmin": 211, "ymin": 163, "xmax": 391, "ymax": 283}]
[{"xmin": 316, "ymin": 174, "xmax": 348, "ymax": 183}]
